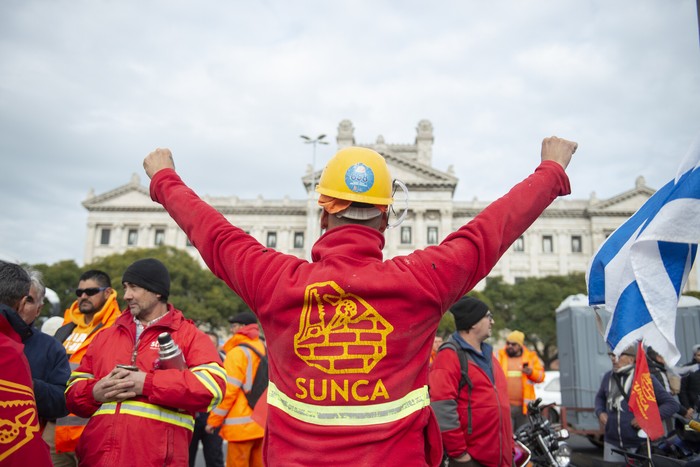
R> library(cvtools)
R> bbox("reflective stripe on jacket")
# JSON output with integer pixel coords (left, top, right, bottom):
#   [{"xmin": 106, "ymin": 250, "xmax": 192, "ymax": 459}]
[
  {"xmin": 207, "ymin": 328, "xmax": 265, "ymax": 441},
  {"xmin": 497, "ymin": 345, "xmax": 544, "ymax": 414},
  {"xmin": 65, "ymin": 305, "xmax": 226, "ymax": 466}
]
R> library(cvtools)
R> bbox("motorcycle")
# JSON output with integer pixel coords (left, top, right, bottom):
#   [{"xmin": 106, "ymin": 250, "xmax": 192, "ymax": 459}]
[
  {"xmin": 514, "ymin": 398, "xmax": 573, "ymax": 467},
  {"xmin": 611, "ymin": 415, "xmax": 700, "ymax": 467}
]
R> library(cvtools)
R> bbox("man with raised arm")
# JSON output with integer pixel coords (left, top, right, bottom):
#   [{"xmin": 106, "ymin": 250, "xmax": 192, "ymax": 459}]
[{"xmin": 143, "ymin": 137, "xmax": 577, "ymax": 466}]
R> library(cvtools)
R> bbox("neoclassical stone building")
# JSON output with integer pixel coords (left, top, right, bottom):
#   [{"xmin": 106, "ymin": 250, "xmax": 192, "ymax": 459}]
[{"xmin": 82, "ymin": 119, "xmax": 697, "ymax": 291}]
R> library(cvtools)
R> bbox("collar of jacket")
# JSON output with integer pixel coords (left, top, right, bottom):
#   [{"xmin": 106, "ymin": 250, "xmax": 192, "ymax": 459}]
[
  {"xmin": 65, "ymin": 289, "xmax": 120, "ymax": 328},
  {"xmin": 311, "ymin": 224, "xmax": 385, "ymax": 263},
  {"xmin": 0, "ymin": 303, "xmax": 33, "ymax": 342},
  {"xmin": 115, "ymin": 303, "xmax": 183, "ymax": 332}
]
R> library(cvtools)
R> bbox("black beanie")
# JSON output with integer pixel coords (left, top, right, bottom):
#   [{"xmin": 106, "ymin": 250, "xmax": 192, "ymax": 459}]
[
  {"xmin": 122, "ymin": 258, "xmax": 170, "ymax": 300},
  {"xmin": 228, "ymin": 311, "xmax": 258, "ymax": 325},
  {"xmin": 451, "ymin": 296, "xmax": 489, "ymax": 331}
]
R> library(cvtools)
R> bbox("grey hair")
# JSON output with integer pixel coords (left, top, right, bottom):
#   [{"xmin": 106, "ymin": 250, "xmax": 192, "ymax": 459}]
[{"xmin": 25, "ymin": 267, "xmax": 46, "ymax": 303}]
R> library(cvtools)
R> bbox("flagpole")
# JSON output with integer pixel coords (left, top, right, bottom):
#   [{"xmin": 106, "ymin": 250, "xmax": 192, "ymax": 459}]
[{"xmin": 645, "ymin": 437, "xmax": 654, "ymax": 466}]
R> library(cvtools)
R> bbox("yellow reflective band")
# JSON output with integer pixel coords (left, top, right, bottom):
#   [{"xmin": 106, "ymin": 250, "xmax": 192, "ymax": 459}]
[
  {"xmin": 506, "ymin": 370, "xmax": 522, "ymax": 377},
  {"xmin": 192, "ymin": 363, "xmax": 227, "ymax": 382},
  {"xmin": 94, "ymin": 401, "xmax": 194, "ymax": 431},
  {"xmin": 267, "ymin": 382, "xmax": 430, "ymax": 426},
  {"xmin": 191, "ymin": 365, "xmax": 225, "ymax": 412},
  {"xmin": 66, "ymin": 372, "xmax": 93, "ymax": 392}
]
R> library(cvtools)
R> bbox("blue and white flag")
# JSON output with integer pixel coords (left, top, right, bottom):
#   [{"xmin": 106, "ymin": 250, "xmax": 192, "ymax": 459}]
[{"xmin": 587, "ymin": 137, "xmax": 700, "ymax": 365}]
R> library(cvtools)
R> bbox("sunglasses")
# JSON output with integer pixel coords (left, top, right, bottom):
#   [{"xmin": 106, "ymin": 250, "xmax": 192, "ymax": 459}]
[{"xmin": 75, "ymin": 287, "xmax": 108, "ymax": 297}]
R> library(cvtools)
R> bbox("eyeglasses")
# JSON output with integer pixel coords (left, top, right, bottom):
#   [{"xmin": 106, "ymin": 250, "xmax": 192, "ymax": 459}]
[
  {"xmin": 484, "ymin": 312, "xmax": 493, "ymax": 320},
  {"xmin": 75, "ymin": 287, "xmax": 108, "ymax": 297}
]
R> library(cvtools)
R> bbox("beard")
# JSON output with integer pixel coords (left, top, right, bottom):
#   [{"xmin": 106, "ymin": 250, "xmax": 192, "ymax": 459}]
[
  {"xmin": 78, "ymin": 301, "xmax": 96, "ymax": 314},
  {"xmin": 505, "ymin": 346, "xmax": 522, "ymax": 358}
]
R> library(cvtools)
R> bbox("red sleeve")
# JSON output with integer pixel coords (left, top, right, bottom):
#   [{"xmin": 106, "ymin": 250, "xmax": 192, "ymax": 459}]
[
  {"xmin": 150, "ymin": 169, "xmax": 303, "ymax": 310},
  {"xmin": 65, "ymin": 348, "xmax": 102, "ymax": 418},
  {"xmin": 144, "ymin": 325, "xmax": 226, "ymax": 413},
  {"xmin": 429, "ymin": 349, "xmax": 468, "ymax": 458},
  {"xmin": 411, "ymin": 160, "xmax": 570, "ymax": 310}
]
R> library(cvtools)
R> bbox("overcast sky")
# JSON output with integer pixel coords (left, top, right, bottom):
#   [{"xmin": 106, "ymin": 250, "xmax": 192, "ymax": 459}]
[{"xmin": 1, "ymin": 0, "xmax": 699, "ymax": 266}]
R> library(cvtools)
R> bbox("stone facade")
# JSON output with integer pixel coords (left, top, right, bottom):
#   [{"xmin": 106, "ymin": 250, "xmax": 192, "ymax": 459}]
[{"xmin": 82, "ymin": 120, "xmax": 697, "ymax": 292}]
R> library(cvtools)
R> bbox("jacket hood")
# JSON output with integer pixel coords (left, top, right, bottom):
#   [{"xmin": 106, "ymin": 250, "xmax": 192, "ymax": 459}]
[
  {"xmin": 223, "ymin": 324, "xmax": 260, "ymax": 353},
  {"xmin": 311, "ymin": 224, "xmax": 385, "ymax": 263},
  {"xmin": 65, "ymin": 289, "xmax": 121, "ymax": 328}
]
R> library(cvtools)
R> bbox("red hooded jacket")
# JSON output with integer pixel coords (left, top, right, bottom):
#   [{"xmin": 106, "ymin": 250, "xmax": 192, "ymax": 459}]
[
  {"xmin": 65, "ymin": 305, "xmax": 226, "ymax": 466},
  {"xmin": 149, "ymin": 160, "xmax": 570, "ymax": 466}
]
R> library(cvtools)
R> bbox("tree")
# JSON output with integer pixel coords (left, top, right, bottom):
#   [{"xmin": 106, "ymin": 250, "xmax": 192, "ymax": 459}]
[
  {"xmin": 34, "ymin": 247, "xmax": 247, "ymax": 327},
  {"xmin": 482, "ymin": 273, "xmax": 586, "ymax": 368}
]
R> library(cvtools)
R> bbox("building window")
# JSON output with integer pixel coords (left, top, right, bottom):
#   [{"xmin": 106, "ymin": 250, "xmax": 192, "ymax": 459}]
[
  {"xmin": 154, "ymin": 229, "xmax": 165, "ymax": 246},
  {"xmin": 513, "ymin": 236, "xmax": 525, "ymax": 252},
  {"xmin": 427, "ymin": 226, "xmax": 438, "ymax": 245},
  {"xmin": 127, "ymin": 229, "xmax": 138, "ymax": 246},
  {"xmin": 294, "ymin": 232, "xmax": 304, "ymax": 249},
  {"xmin": 542, "ymin": 235, "xmax": 553, "ymax": 253},
  {"xmin": 571, "ymin": 235, "xmax": 582, "ymax": 253},
  {"xmin": 400, "ymin": 227, "xmax": 412, "ymax": 244},
  {"xmin": 266, "ymin": 232, "xmax": 277, "ymax": 248},
  {"xmin": 185, "ymin": 238, "xmax": 193, "ymax": 247},
  {"xmin": 100, "ymin": 228, "xmax": 111, "ymax": 246}
]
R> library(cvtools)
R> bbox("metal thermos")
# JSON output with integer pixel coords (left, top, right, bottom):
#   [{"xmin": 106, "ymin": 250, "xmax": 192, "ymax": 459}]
[{"xmin": 157, "ymin": 332, "xmax": 187, "ymax": 370}]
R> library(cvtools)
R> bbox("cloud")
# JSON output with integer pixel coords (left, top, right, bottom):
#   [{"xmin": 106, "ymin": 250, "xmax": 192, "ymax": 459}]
[{"xmin": 1, "ymin": 0, "xmax": 698, "ymax": 265}]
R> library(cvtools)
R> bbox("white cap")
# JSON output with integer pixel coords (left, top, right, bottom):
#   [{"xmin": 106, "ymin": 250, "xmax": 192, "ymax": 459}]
[
  {"xmin": 41, "ymin": 316, "xmax": 64, "ymax": 337},
  {"xmin": 334, "ymin": 206, "xmax": 383, "ymax": 220}
]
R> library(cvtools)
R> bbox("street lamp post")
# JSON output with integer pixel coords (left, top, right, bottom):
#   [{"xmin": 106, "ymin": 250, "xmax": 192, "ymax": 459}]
[
  {"xmin": 300, "ymin": 134, "xmax": 329, "ymax": 258},
  {"xmin": 300, "ymin": 134, "xmax": 329, "ymax": 192}
]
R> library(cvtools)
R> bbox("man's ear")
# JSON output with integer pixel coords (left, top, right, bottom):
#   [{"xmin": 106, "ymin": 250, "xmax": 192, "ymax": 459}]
[
  {"xmin": 16, "ymin": 295, "xmax": 29, "ymax": 313},
  {"xmin": 320, "ymin": 210, "xmax": 329, "ymax": 230}
]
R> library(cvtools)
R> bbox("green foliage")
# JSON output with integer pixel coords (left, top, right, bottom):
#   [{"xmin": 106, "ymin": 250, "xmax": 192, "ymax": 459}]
[
  {"xmin": 33, "ymin": 246, "xmax": 246, "ymax": 327},
  {"xmin": 685, "ymin": 290, "xmax": 700, "ymax": 300},
  {"xmin": 482, "ymin": 273, "xmax": 586, "ymax": 368}
]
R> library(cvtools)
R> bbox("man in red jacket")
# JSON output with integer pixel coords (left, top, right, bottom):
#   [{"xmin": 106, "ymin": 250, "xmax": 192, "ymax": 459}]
[
  {"xmin": 65, "ymin": 258, "xmax": 227, "ymax": 466},
  {"xmin": 0, "ymin": 260, "xmax": 52, "ymax": 466},
  {"xmin": 143, "ymin": 137, "xmax": 577, "ymax": 466},
  {"xmin": 430, "ymin": 296, "xmax": 513, "ymax": 467}
]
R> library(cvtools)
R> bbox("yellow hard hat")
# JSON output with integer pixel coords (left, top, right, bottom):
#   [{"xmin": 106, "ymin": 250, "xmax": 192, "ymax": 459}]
[{"xmin": 316, "ymin": 147, "xmax": 394, "ymax": 206}]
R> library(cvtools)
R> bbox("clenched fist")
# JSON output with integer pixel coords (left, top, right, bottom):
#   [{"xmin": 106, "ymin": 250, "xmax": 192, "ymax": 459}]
[
  {"xmin": 541, "ymin": 136, "xmax": 578, "ymax": 170},
  {"xmin": 144, "ymin": 148, "xmax": 176, "ymax": 179}
]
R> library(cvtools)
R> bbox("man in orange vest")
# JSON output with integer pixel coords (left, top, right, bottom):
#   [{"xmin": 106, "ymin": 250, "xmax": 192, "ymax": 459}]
[
  {"xmin": 52, "ymin": 270, "xmax": 120, "ymax": 466},
  {"xmin": 207, "ymin": 311, "xmax": 266, "ymax": 467},
  {"xmin": 497, "ymin": 330, "xmax": 544, "ymax": 430}
]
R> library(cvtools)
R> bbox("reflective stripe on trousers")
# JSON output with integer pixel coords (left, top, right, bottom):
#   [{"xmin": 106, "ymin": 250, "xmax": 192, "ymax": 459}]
[
  {"xmin": 267, "ymin": 381, "xmax": 430, "ymax": 426},
  {"xmin": 94, "ymin": 401, "xmax": 195, "ymax": 431}
]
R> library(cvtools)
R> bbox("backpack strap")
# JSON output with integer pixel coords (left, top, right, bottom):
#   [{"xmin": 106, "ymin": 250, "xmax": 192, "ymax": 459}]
[
  {"xmin": 237, "ymin": 342, "xmax": 266, "ymax": 359},
  {"xmin": 439, "ymin": 340, "xmax": 475, "ymax": 434},
  {"xmin": 54, "ymin": 322, "xmax": 77, "ymax": 344}
]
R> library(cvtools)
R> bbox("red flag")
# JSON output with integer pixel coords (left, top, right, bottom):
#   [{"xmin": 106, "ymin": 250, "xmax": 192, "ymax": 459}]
[{"xmin": 628, "ymin": 341, "xmax": 665, "ymax": 440}]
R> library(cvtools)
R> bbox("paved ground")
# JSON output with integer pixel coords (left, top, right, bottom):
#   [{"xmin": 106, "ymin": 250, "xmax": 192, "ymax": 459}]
[{"xmin": 568, "ymin": 433, "xmax": 605, "ymax": 466}]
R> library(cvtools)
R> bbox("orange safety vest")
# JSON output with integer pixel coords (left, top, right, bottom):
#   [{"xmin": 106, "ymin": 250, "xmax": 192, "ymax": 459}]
[
  {"xmin": 207, "ymin": 328, "xmax": 266, "ymax": 442},
  {"xmin": 497, "ymin": 345, "xmax": 545, "ymax": 415},
  {"xmin": 54, "ymin": 290, "xmax": 121, "ymax": 453}
]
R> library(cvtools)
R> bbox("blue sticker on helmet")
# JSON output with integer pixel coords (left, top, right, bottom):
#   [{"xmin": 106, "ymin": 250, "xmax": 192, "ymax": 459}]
[{"xmin": 345, "ymin": 163, "xmax": 375, "ymax": 193}]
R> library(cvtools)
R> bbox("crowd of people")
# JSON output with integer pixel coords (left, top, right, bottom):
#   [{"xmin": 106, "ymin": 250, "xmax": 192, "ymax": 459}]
[
  {"xmin": 2, "ymin": 139, "xmax": 700, "ymax": 466},
  {"xmin": 0, "ymin": 137, "xmax": 700, "ymax": 467}
]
